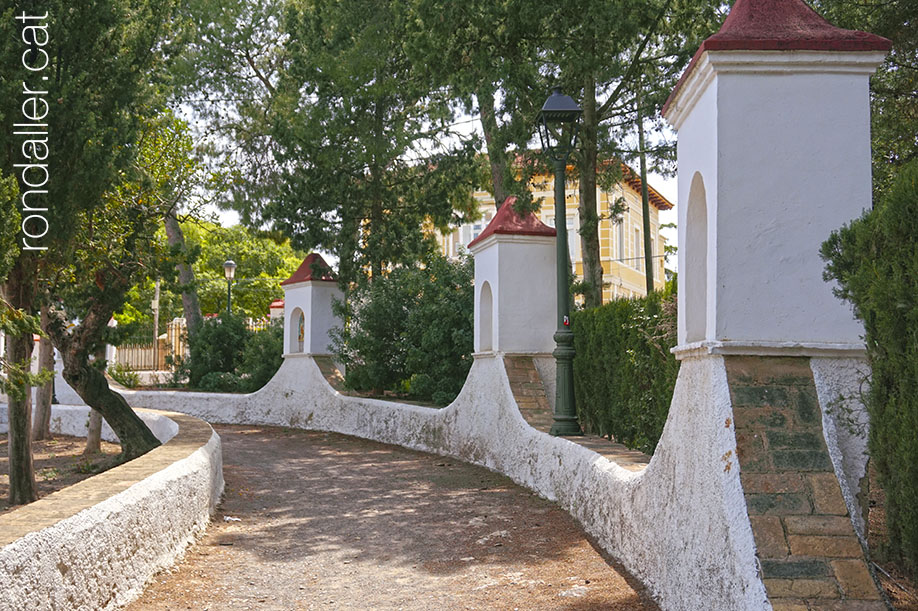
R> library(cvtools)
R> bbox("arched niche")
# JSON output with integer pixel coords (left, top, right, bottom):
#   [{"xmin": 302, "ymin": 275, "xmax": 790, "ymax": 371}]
[
  {"xmin": 685, "ymin": 172, "xmax": 708, "ymax": 343},
  {"xmin": 289, "ymin": 307, "xmax": 305, "ymax": 353},
  {"xmin": 479, "ymin": 281, "xmax": 493, "ymax": 352}
]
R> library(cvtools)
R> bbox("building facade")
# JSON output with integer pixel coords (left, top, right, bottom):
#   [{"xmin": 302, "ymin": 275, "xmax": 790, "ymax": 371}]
[{"xmin": 440, "ymin": 164, "xmax": 673, "ymax": 301}]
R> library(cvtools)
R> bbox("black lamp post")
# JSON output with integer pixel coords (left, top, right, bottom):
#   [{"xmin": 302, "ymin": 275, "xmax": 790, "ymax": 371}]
[
  {"xmin": 223, "ymin": 259, "xmax": 236, "ymax": 315},
  {"xmin": 537, "ymin": 87, "xmax": 584, "ymax": 437}
]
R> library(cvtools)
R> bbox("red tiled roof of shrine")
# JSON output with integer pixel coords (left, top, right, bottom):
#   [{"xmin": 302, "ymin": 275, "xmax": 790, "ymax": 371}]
[
  {"xmin": 467, "ymin": 196, "xmax": 556, "ymax": 249},
  {"xmin": 280, "ymin": 253, "xmax": 337, "ymax": 285},
  {"xmin": 663, "ymin": 0, "xmax": 891, "ymax": 116}
]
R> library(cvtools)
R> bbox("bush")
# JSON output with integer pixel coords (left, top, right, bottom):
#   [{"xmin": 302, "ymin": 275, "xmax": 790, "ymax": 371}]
[
  {"xmin": 821, "ymin": 159, "xmax": 918, "ymax": 574},
  {"xmin": 108, "ymin": 362, "xmax": 140, "ymax": 388},
  {"xmin": 182, "ymin": 314, "xmax": 285, "ymax": 392},
  {"xmin": 238, "ymin": 319, "xmax": 284, "ymax": 392},
  {"xmin": 187, "ymin": 312, "xmax": 250, "ymax": 387},
  {"xmin": 333, "ymin": 253, "xmax": 474, "ymax": 405},
  {"xmin": 571, "ymin": 287, "xmax": 679, "ymax": 454},
  {"xmin": 198, "ymin": 370, "xmax": 245, "ymax": 392}
]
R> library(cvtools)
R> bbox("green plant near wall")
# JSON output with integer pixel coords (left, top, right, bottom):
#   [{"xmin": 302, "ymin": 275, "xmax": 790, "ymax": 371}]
[
  {"xmin": 571, "ymin": 287, "xmax": 679, "ymax": 454},
  {"xmin": 821, "ymin": 158, "xmax": 918, "ymax": 576},
  {"xmin": 332, "ymin": 253, "xmax": 474, "ymax": 406}
]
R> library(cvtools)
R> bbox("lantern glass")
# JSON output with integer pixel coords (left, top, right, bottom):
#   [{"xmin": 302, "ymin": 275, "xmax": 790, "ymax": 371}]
[
  {"xmin": 537, "ymin": 88, "xmax": 582, "ymax": 162},
  {"xmin": 223, "ymin": 259, "xmax": 237, "ymax": 281}
]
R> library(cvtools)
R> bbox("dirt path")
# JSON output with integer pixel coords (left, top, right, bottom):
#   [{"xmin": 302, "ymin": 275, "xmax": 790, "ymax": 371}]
[{"xmin": 127, "ymin": 424, "xmax": 657, "ymax": 610}]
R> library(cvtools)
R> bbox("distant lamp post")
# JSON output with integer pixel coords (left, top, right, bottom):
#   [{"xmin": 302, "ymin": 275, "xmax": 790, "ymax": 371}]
[
  {"xmin": 223, "ymin": 259, "xmax": 237, "ymax": 315},
  {"xmin": 537, "ymin": 87, "xmax": 583, "ymax": 437}
]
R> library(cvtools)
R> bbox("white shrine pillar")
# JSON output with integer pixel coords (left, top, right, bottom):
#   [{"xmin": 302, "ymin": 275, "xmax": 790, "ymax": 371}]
[
  {"xmin": 468, "ymin": 196, "xmax": 557, "ymax": 355},
  {"xmin": 659, "ymin": 0, "xmax": 890, "ymax": 606},
  {"xmin": 663, "ymin": 0, "xmax": 889, "ymax": 354},
  {"xmin": 280, "ymin": 253, "xmax": 342, "ymax": 357}
]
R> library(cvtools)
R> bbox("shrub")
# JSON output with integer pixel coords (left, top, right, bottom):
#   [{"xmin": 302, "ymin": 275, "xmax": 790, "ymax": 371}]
[
  {"xmin": 571, "ymin": 287, "xmax": 679, "ymax": 454},
  {"xmin": 186, "ymin": 312, "xmax": 250, "ymax": 387},
  {"xmin": 333, "ymin": 253, "xmax": 474, "ymax": 405},
  {"xmin": 108, "ymin": 362, "xmax": 140, "ymax": 388},
  {"xmin": 198, "ymin": 370, "xmax": 245, "ymax": 392},
  {"xmin": 821, "ymin": 159, "xmax": 918, "ymax": 574},
  {"xmin": 238, "ymin": 319, "xmax": 284, "ymax": 392}
]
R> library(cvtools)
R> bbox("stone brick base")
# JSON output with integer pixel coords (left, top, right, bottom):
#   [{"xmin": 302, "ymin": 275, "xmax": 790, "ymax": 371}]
[
  {"xmin": 312, "ymin": 355, "xmax": 345, "ymax": 391},
  {"xmin": 504, "ymin": 355, "xmax": 554, "ymax": 431},
  {"xmin": 503, "ymin": 355, "xmax": 650, "ymax": 471},
  {"xmin": 725, "ymin": 356, "xmax": 883, "ymax": 610}
]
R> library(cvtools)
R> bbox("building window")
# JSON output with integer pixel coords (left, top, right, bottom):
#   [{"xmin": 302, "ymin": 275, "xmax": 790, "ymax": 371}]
[{"xmin": 634, "ymin": 228, "xmax": 643, "ymax": 272}]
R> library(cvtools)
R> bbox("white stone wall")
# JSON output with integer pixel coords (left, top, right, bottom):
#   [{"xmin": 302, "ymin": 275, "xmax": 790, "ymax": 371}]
[
  {"xmin": 282, "ymin": 281, "xmax": 342, "ymax": 356},
  {"xmin": 811, "ymin": 357, "xmax": 872, "ymax": 541},
  {"xmin": 668, "ymin": 51, "xmax": 885, "ymax": 351}
]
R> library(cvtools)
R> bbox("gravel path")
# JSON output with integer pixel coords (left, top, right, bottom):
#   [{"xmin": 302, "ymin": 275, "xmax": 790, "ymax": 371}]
[{"xmin": 127, "ymin": 425, "xmax": 657, "ymax": 610}]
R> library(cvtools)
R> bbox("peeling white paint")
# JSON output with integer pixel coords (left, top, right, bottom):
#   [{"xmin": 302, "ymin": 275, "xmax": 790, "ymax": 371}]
[{"xmin": 811, "ymin": 357, "xmax": 872, "ymax": 540}]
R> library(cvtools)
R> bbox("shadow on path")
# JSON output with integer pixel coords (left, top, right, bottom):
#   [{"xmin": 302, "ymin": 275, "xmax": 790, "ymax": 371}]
[{"xmin": 128, "ymin": 425, "xmax": 658, "ymax": 610}]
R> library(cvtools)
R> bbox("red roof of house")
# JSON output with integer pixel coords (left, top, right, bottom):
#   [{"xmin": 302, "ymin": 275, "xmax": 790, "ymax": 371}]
[
  {"xmin": 467, "ymin": 196, "xmax": 556, "ymax": 249},
  {"xmin": 269, "ymin": 299, "xmax": 285, "ymax": 308},
  {"xmin": 620, "ymin": 163, "xmax": 673, "ymax": 211},
  {"xmin": 280, "ymin": 253, "xmax": 337, "ymax": 285},
  {"xmin": 663, "ymin": 0, "xmax": 891, "ymax": 116}
]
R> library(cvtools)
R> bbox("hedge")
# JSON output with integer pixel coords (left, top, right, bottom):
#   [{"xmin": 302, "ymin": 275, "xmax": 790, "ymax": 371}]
[
  {"xmin": 821, "ymin": 158, "xmax": 918, "ymax": 574},
  {"xmin": 571, "ymin": 288, "xmax": 679, "ymax": 454}
]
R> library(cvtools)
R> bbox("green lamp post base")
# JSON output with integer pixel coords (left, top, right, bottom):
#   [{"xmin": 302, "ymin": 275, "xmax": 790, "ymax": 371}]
[{"xmin": 550, "ymin": 328, "xmax": 583, "ymax": 436}]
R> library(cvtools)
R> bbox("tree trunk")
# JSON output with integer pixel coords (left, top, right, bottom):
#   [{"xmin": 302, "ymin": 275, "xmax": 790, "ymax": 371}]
[
  {"xmin": 32, "ymin": 306, "xmax": 54, "ymax": 441},
  {"xmin": 163, "ymin": 210, "xmax": 203, "ymax": 340},
  {"xmin": 637, "ymin": 88, "xmax": 655, "ymax": 294},
  {"xmin": 45, "ymin": 299, "xmax": 160, "ymax": 461},
  {"xmin": 83, "ymin": 345, "xmax": 105, "ymax": 454},
  {"xmin": 578, "ymin": 74, "xmax": 604, "ymax": 309},
  {"xmin": 477, "ymin": 82, "xmax": 510, "ymax": 208},
  {"xmin": 60, "ymin": 356, "xmax": 158, "ymax": 459},
  {"xmin": 4, "ymin": 259, "xmax": 37, "ymax": 505},
  {"xmin": 84, "ymin": 409, "xmax": 103, "ymax": 455}
]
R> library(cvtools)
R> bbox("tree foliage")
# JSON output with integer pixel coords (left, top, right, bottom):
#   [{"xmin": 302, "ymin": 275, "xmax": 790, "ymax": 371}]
[
  {"xmin": 115, "ymin": 221, "xmax": 305, "ymax": 339},
  {"xmin": 813, "ymin": 0, "xmax": 918, "ymax": 199},
  {"xmin": 821, "ymin": 159, "xmax": 918, "ymax": 574},
  {"xmin": 0, "ymin": 0, "xmax": 185, "ymax": 502},
  {"xmin": 264, "ymin": 0, "xmax": 481, "ymax": 284}
]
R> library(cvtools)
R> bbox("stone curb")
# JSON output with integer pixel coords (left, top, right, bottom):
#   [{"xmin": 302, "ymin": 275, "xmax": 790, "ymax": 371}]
[{"xmin": 0, "ymin": 407, "xmax": 224, "ymax": 611}]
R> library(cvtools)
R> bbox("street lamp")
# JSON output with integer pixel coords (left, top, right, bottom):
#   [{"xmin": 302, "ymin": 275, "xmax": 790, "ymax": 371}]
[
  {"xmin": 223, "ymin": 259, "xmax": 237, "ymax": 315},
  {"xmin": 537, "ymin": 87, "xmax": 584, "ymax": 437}
]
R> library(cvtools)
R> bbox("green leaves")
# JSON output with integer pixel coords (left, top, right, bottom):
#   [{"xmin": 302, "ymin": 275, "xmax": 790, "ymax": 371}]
[
  {"xmin": 331, "ymin": 253, "xmax": 474, "ymax": 404},
  {"xmin": 571, "ymin": 287, "xmax": 678, "ymax": 453},
  {"xmin": 263, "ymin": 0, "xmax": 481, "ymax": 282},
  {"xmin": 0, "ymin": 299, "xmax": 52, "ymax": 402},
  {"xmin": 813, "ymin": 0, "xmax": 918, "ymax": 200},
  {"xmin": 821, "ymin": 158, "xmax": 918, "ymax": 574}
]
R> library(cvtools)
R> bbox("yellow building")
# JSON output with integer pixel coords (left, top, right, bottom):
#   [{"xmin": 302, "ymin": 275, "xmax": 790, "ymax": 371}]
[{"xmin": 440, "ymin": 163, "xmax": 673, "ymax": 302}]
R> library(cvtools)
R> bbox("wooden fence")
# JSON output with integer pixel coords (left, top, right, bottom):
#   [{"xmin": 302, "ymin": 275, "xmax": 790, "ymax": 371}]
[{"xmin": 112, "ymin": 317, "xmax": 272, "ymax": 372}]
